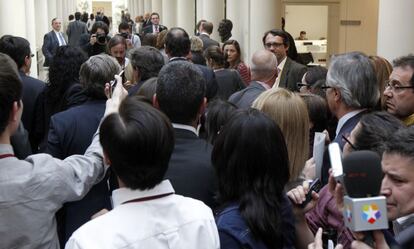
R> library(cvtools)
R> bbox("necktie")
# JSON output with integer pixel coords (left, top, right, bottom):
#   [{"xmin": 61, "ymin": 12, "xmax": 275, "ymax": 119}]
[
  {"xmin": 155, "ymin": 25, "xmax": 159, "ymax": 33},
  {"xmin": 58, "ymin": 32, "xmax": 66, "ymax": 46}
]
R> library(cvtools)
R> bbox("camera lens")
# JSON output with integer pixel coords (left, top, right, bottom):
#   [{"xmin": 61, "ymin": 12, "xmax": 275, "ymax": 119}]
[{"xmin": 97, "ymin": 33, "xmax": 106, "ymax": 44}]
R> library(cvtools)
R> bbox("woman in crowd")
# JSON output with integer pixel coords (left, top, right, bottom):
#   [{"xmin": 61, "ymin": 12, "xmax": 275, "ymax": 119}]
[
  {"xmin": 204, "ymin": 46, "xmax": 245, "ymax": 100},
  {"xmin": 369, "ymin": 55, "xmax": 392, "ymax": 110},
  {"xmin": 213, "ymin": 108, "xmax": 295, "ymax": 249},
  {"xmin": 34, "ymin": 46, "xmax": 88, "ymax": 152},
  {"xmin": 222, "ymin": 39, "xmax": 251, "ymax": 85},
  {"xmin": 107, "ymin": 35, "xmax": 128, "ymax": 68},
  {"xmin": 204, "ymin": 99, "xmax": 237, "ymax": 145},
  {"xmin": 253, "ymin": 88, "xmax": 310, "ymax": 189},
  {"xmin": 156, "ymin": 29, "xmax": 169, "ymax": 63},
  {"xmin": 289, "ymin": 111, "xmax": 404, "ymax": 249},
  {"xmin": 298, "ymin": 66, "xmax": 328, "ymax": 93}
]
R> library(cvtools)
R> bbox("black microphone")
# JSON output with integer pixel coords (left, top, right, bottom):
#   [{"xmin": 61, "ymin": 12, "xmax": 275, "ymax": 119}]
[
  {"xmin": 341, "ymin": 151, "xmax": 388, "ymax": 232},
  {"xmin": 342, "ymin": 150, "xmax": 383, "ymax": 198}
]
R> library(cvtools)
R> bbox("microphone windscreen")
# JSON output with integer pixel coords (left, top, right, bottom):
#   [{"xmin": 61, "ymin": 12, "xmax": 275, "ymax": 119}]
[{"xmin": 342, "ymin": 150, "xmax": 383, "ymax": 198}]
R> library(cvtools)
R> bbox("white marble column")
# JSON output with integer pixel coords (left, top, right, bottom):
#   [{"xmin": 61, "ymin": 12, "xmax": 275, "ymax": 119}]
[
  {"xmin": 48, "ymin": 0, "xmax": 57, "ymax": 23},
  {"xmin": 152, "ymin": 0, "xmax": 163, "ymax": 17},
  {"xmin": 0, "ymin": 0, "xmax": 27, "ymax": 37},
  {"xmin": 162, "ymin": 0, "xmax": 177, "ymax": 28},
  {"xmin": 249, "ymin": 0, "xmax": 281, "ymax": 61},
  {"xmin": 25, "ymin": 0, "xmax": 38, "ymax": 77},
  {"xmin": 35, "ymin": 0, "xmax": 50, "ymax": 49},
  {"xmin": 201, "ymin": 0, "xmax": 224, "ymax": 41},
  {"xmin": 139, "ymin": 0, "xmax": 145, "ymax": 15},
  {"xmin": 144, "ymin": 0, "xmax": 152, "ymax": 13},
  {"xmin": 377, "ymin": 0, "xmax": 414, "ymax": 61},
  {"xmin": 226, "ymin": 0, "xmax": 249, "ymax": 59},
  {"xmin": 177, "ymin": 0, "xmax": 195, "ymax": 35}
]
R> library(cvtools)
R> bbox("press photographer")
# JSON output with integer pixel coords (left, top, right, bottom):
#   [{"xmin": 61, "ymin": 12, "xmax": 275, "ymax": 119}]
[{"xmin": 79, "ymin": 21, "xmax": 111, "ymax": 57}]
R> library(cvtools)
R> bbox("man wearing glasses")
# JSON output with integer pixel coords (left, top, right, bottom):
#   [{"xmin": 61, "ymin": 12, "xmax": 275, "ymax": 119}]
[
  {"xmin": 262, "ymin": 29, "xmax": 306, "ymax": 91},
  {"xmin": 384, "ymin": 55, "xmax": 414, "ymax": 126}
]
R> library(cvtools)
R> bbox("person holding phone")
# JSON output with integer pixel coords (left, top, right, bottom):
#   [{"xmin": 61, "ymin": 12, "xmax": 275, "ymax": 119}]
[{"xmin": 118, "ymin": 22, "xmax": 141, "ymax": 53}]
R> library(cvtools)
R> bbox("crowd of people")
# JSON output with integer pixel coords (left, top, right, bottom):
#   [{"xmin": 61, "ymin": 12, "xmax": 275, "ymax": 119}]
[{"xmin": 0, "ymin": 8, "xmax": 414, "ymax": 249}]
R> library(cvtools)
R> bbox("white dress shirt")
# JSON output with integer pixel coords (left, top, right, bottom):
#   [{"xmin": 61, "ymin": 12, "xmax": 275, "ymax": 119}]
[
  {"xmin": 65, "ymin": 180, "xmax": 220, "ymax": 249},
  {"xmin": 273, "ymin": 56, "xmax": 287, "ymax": 88}
]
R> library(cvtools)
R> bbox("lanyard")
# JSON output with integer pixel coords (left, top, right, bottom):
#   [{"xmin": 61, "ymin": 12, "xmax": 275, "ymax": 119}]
[
  {"xmin": 0, "ymin": 154, "xmax": 14, "ymax": 159},
  {"xmin": 122, "ymin": 192, "xmax": 174, "ymax": 205}
]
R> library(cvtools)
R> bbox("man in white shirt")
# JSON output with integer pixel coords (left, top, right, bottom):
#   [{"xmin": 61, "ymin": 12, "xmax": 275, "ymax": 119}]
[
  {"xmin": 42, "ymin": 18, "xmax": 67, "ymax": 67},
  {"xmin": 262, "ymin": 29, "xmax": 306, "ymax": 91},
  {"xmin": 66, "ymin": 85, "xmax": 219, "ymax": 249}
]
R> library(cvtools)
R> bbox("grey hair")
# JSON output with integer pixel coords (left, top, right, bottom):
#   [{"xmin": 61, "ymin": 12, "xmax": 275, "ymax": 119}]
[
  {"xmin": 250, "ymin": 50, "xmax": 277, "ymax": 77},
  {"xmin": 326, "ymin": 52, "xmax": 379, "ymax": 109},
  {"xmin": 79, "ymin": 54, "xmax": 121, "ymax": 99}
]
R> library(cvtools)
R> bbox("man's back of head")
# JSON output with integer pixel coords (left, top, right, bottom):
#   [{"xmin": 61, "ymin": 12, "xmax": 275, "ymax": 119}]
[
  {"xmin": 79, "ymin": 54, "xmax": 121, "ymax": 100},
  {"xmin": 250, "ymin": 49, "xmax": 278, "ymax": 85},
  {"xmin": 75, "ymin": 12, "xmax": 81, "ymax": 21},
  {"xmin": 201, "ymin": 22, "xmax": 214, "ymax": 35},
  {"xmin": 156, "ymin": 61, "xmax": 206, "ymax": 125},
  {"xmin": 326, "ymin": 51, "xmax": 379, "ymax": 110},
  {"xmin": 129, "ymin": 46, "xmax": 164, "ymax": 82},
  {"xmin": 0, "ymin": 53, "xmax": 22, "ymax": 136},
  {"xmin": 165, "ymin": 27, "xmax": 191, "ymax": 58},
  {"xmin": 0, "ymin": 35, "xmax": 31, "ymax": 70},
  {"xmin": 100, "ymin": 98, "xmax": 174, "ymax": 190}
]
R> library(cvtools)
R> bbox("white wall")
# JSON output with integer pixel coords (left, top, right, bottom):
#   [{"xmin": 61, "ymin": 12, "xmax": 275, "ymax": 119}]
[{"xmin": 285, "ymin": 5, "xmax": 328, "ymax": 40}]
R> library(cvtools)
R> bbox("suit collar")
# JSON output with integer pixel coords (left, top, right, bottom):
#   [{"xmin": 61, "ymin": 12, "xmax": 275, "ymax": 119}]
[
  {"xmin": 336, "ymin": 109, "xmax": 366, "ymax": 137},
  {"xmin": 172, "ymin": 123, "xmax": 198, "ymax": 136}
]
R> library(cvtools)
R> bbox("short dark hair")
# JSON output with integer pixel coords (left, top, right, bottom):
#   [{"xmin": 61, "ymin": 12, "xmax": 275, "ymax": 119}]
[
  {"xmin": 150, "ymin": 12, "xmax": 160, "ymax": 18},
  {"xmin": 75, "ymin": 12, "xmax": 81, "ymax": 20},
  {"xmin": 118, "ymin": 21, "xmax": 130, "ymax": 32},
  {"xmin": 91, "ymin": 21, "xmax": 109, "ymax": 35},
  {"xmin": 305, "ymin": 66, "xmax": 328, "ymax": 86},
  {"xmin": 384, "ymin": 126, "xmax": 414, "ymax": 161},
  {"xmin": 165, "ymin": 27, "xmax": 191, "ymax": 57},
  {"xmin": 354, "ymin": 111, "xmax": 404, "ymax": 156},
  {"xmin": 69, "ymin": 14, "xmax": 74, "ymax": 21},
  {"xmin": 201, "ymin": 21, "xmax": 214, "ymax": 34},
  {"xmin": 107, "ymin": 35, "xmax": 127, "ymax": 52},
  {"xmin": 100, "ymin": 97, "xmax": 174, "ymax": 190},
  {"xmin": 0, "ymin": 53, "xmax": 22, "ymax": 134},
  {"xmin": 262, "ymin": 29, "xmax": 289, "ymax": 47},
  {"xmin": 79, "ymin": 54, "xmax": 121, "ymax": 100},
  {"xmin": 211, "ymin": 108, "xmax": 289, "ymax": 247},
  {"xmin": 129, "ymin": 46, "xmax": 164, "ymax": 81},
  {"xmin": 393, "ymin": 54, "xmax": 414, "ymax": 87},
  {"xmin": 0, "ymin": 35, "xmax": 31, "ymax": 69},
  {"xmin": 156, "ymin": 61, "xmax": 206, "ymax": 124}
]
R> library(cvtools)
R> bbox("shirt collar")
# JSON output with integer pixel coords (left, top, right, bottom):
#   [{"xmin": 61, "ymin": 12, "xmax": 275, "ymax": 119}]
[
  {"xmin": 255, "ymin": 81, "xmax": 271, "ymax": 90},
  {"xmin": 0, "ymin": 144, "xmax": 14, "ymax": 155},
  {"xmin": 277, "ymin": 56, "xmax": 287, "ymax": 71},
  {"xmin": 172, "ymin": 123, "xmax": 198, "ymax": 136},
  {"xmin": 112, "ymin": 180, "xmax": 175, "ymax": 208},
  {"xmin": 200, "ymin": 32, "xmax": 210, "ymax": 36},
  {"xmin": 336, "ymin": 109, "xmax": 365, "ymax": 137},
  {"xmin": 402, "ymin": 113, "xmax": 414, "ymax": 126}
]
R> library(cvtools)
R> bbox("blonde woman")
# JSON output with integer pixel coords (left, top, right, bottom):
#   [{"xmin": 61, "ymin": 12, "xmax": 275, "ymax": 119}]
[{"xmin": 253, "ymin": 88, "xmax": 310, "ymax": 189}]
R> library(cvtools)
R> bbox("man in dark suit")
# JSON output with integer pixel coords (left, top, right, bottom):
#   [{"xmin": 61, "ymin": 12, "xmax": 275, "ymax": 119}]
[
  {"xmin": 165, "ymin": 27, "xmax": 218, "ymax": 101},
  {"xmin": 142, "ymin": 12, "xmax": 167, "ymax": 34},
  {"xmin": 66, "ymin": 12, "xmax": 88, "ymax": 46},
  {"xmin": 228, "ymin": 50, "xmax": 278, "ymax": 108},
  {"xmin": 153, "ymin": 60, "xmax": 217, "ymax": 209},
  {"xmin": 320, "ymin": 52, "xmax": 379, "ymax": 184},
  {"xmin": 263, "ymin": 29, "xmax": 306, "ymax": 91},
  {"xmin": 0, "ymin": 35, "xmax": 45, "ymax": 150},
  {"xmin": 45, "ymin": 54, "xmax": 121, "ymax": 246},
  {"xmin": 42, "ymin": 18, "xmax": 67, "ymax": 67},
  {"xmin": 199, "ymin": 21, "xmax": 219, "ymax": 51}
]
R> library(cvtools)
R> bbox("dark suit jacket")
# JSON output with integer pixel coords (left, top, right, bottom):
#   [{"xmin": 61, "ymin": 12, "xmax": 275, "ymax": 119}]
[
  {"xmin": 18, "ymin": 71, "xmax": 45, "ymax": 149},
  {"xmin": 46, "ymin": 100, "xmax": 112, "ymax": 245},
  {"xmin": 279, "ymin": 57, "xmax": 307, "ymax": 92},
  {"xmin": 169, "ymin": 57, "xmax": 218, "ymax": 100},
  {"xmin": 42, "ymin": 31, "xmax": 66, "ymax": 66},
  {"xmin": 66, "ymin": 20, "xmax": 88, "ymax": 46},
  {"xmin": 142, "ymin": 24, "xmax": 167, "ymax": 34},
  {"xmin": 228, "ymin": 81, "xmax": 266, "ymax": 108},
  {"xmin": 164, "ymin": 128, "xmax": 217, "ymax": 208},
  {"xmin": 199, "ymin": 33, "xmax": 219, "ymax": 51},
  {"xmin": 320, "ymin": 111, "xmax": 366, "ymax": 185}
]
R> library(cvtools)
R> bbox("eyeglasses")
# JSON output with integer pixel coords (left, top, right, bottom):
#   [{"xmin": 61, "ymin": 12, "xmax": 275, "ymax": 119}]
[
  {"xmin": 342, "ymin": 134, "xmax": 358, "ymax": 151},
  {"xmin": 321, "ymin": 85, "xmax": 332, "ymax": 91},
  {"xmin": 264, "ymin": 42, "xmax": 285, "ymax": 49},
  {"xmin": 385, "ymin": 80, "xmax": 414, "ymax": 92},
  {"xmin": 297, "ymin": 83, "xmax": 310, "ymax": 88}
]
